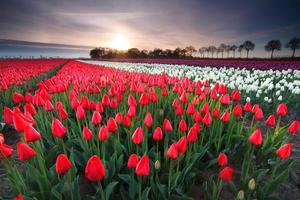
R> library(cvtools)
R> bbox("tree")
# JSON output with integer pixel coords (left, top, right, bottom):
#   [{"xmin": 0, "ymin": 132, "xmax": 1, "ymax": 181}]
[
  {"xmin": 89, "ymin": 48, "xmax": 105, "ymax": 58},
  {"xmin": 285, "ymin": 37, "xmax": 300, "ymax": 58},
  {"xmin": 185, "ymin": 45, "xmax": 196, "ymax": 57},
  {"xmin": 127, "ymin": 48, "xmax": 140, "ymax": 58},
  {"xmin": 208, "ymin": 46, "xmax": 217, "ymax": 58},
  {"xmin": 174, "ymin": 48, "xmax": 182, "ymax": 58},
  {"xmin": 265, "ymin": 40, "xmax": 282, "ymax": 59},
  {"xmin": 243, "ymin": 41, "xmax": 255, "ymax": 58},
  {"xmin": 219, "ymin": 43, "xmax": 227, "ymax": 58},
  {"xmin": 238, "ymin": 45, "xmax": 244, "ymax": 58},
  {"xmin": 198, "ymin": 47, "xmax": 206, "ymax": 58},
  {"xmin": 231, "ymin": 45, "xmax": 237, "ymax": 58},
  {"xmin": 225, "ymin": 45, "xmax": 231, "ymax": 58}
]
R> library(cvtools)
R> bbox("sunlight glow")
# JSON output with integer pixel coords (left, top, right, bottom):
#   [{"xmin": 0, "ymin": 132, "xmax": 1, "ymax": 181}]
[{"xmin": 110, "ymin": 34, "xmax": 130, "ymax": 50}]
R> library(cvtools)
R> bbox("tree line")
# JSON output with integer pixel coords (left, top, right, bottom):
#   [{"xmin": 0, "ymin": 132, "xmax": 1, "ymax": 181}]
[{"xmin": 90, "ymin": 37, "xmax": 300, "ymax": 59}]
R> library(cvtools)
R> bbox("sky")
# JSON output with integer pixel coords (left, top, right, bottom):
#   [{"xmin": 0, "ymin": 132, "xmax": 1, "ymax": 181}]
[{"xmin": 0, "ymin": 0, "xmax": 300, "ymax": 58}]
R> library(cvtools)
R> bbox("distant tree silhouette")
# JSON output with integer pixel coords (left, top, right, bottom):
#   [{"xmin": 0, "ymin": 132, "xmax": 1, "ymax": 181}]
[
  {"xmin": 208, "ymin": 46, "xmax": 217, "ymax": 58},
  {"xmin": 225, "ymin": 45, "xmax": 231, "ymax": 58},
  {"xmin": 238, "ymin": 45, "xmax": 244, "ymax": 58},
  {"xmin": 265, "ymin": 40, "xmax": 281, "ymax": 59},
  {"xmin": 230, "ymin": 45, "xmax": 237, "ymax": 58},
  {"xmin": 243, "ymin": 41, "xmax": 255, "ymax": 58},
  {"xmin": 173, "ymin": 48, "xmax": 182, "ymax": 58},
  {"xmin": 185, "ymin": 45, "xmax": 196, "ymax": 57},
  {"xmin": 89, "ymin": 48, "xmax": 105, "ymax": 58},
  {"xmin": 219, "ymin": 43, "xmax": 226, "ymax": 58},
  {"xmin": 127, "ymin": 48, "xmax": 140, "ymax": 58},
  {"xmin": 285, "ymin": 37, "xmax": 300, "ymax": 58},
  {"xmin": 198, "ymin": 47, "xmax": 206, "ymax": 58}
]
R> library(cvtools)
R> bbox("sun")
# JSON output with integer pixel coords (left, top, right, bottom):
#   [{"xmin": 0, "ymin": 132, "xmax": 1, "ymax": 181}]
[{"xmin": 110, "ymin": 34, "xmax": 130, "ymax": 50}]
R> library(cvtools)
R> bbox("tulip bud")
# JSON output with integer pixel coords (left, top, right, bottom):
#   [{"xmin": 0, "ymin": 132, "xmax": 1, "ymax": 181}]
[
  {"xmin": 248, "ymin": 178, "xmax": 256, "ymax": 190},
  {"xmin": 237, "ymin": 190, "xmax": 245, "ymax": 200},
  {"xmin": 155, "ymin": 160, "xmax": 161, "ymax": 170},
  {"xmin": 159, "ymin": 109, "xmax": 164, "ymax": 116}
]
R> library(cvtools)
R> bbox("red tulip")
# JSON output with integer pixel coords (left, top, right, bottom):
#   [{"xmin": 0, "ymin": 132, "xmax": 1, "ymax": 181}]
[
  {"xmin": 231, "ymin": 89, "xmax": 241, "ymax": 102},
  {"xmin": 135, "ymin": 155, "xmax": 150, "ymax": 176},
  {"xmin": 265, "ymin": 115, "xmax": 276, "ymax": 127},
  {"xmin": 218, "ymin": 153, "xmax": 228, "ymax": 167},
  {"xmin": 254, "ymin": 108, "xmax": 264, "ymax": 120},
  {"xmin": 14, "ymin": 194, "xmax": 24, "ymax": 200},
  {"xmin": 219, "ymin": 166, "xmax": 234, "ymax": 182},
  {"xmin": 92, "ymin": 111, "xmax": 102, "ymax": 125},
  {"xmin": 107, "ymin": 117, "xmax": 118, "ymax": 133},
  {"xmin": 219, "ymin": 94, "xmax": 230, "ymax": 105},
  {"xmin": 249, "ymin": 129, "xmax": 263, "ymax": 145},
  {"xmin": 276, "ymin": 103, "xmax": 288, "ymax": 116},
  {"xmin": 76, "ymin": 105, "xmax": 86, "ymax": 120},
  {"xmin": 139, "ymin": 93, "xmax": 150, "ymax": 105},
  {"xmin": 52, "ymin": 118, "xmax": 67, "ymax": 138},
  {"xmin": 24, "ymin": 125, "xmax": 41, "ymax": 142},
  {"xmin": 127, "ymin": 153, "xmax": 139, "ymax": 168},
  {"xmin": 193, "ymin": 110, "xmax": 202, "ymax": 123},
  {"xmin": 24, "ymin": 103, "xmax": 36, "ymax": 116},
  {"xmin": 220, "ymin": 110, "xmax": 230, "ymax": 123},
  {"xmin": 288, "ymin": 120, "xmax": 299, "ymax": 134},
  {"xmin": 201, "ymin": 103, "xmax": 210, "ymax": 113},
  {"xmin": 186, "ymin": 103, "xmax": 195, "ymax": 115},
  {"xmin": 128, "ymin": 95, "xmax": 137, "ymax": 107},
  {"xmin": 0, "ymin": 133, "xmax": 4, "ymax": 145},
  {"xmin": 123, "ymin": 114, "xmax": 131, "ymax": 127},
  {"xmin": 3, "ymin": 107, "xmax": 13, "ymax": 124},
  {"xmin": 244, "ymin": 101, "xmax": 252, "ymax": 112},
  {"xmin": 143, "ymin": 112, "xmax": 153, "ymax": 128},
  {"xmin": 167, "ymin": 143, "xmax": 179, "ymax": 159},
  {"xmin": 55, "ymin": 101, "xmax": 63, "ymax": 110},
  {"xmin": 109, "ymin": 99, "xmax": 118, "ymax": 109},
  {"xmin": 0, "ymin": 144, "xmax": 14, "ymax": 160},
  {"xmin": 85, "ymin": 155, "xmax": 105, "ymax": 182},
  {"xmin": 127, "ymin": 106, "xmax": 137, "ymax": 117},
  {"xmin": 102, "ymin": 94, "xmax": 110, "ymax": 107},
  {"xmin": 83, "ymin": 126, "xmax": 93, "ymax": 140},
  {"xmin": 203, "ymin": 112, "xmax": 212, "ymax": 126},
  {"xmin": 17, "ymin": 142, "xmax": 36, "ymax": 161},
  {"xmin": 56, "ymin": 154, "xmax": 72, "ymax": 174},
  {"xmin": 212, "ymin": 108, "xmax": 220, "ymax": 118},
  {"xmin": 44, "ymin": 100, "xmax": 54, "ymax": 112},
  {"xmin": 153, "ymin": 127, "xmax": 163, "ymax": 141},
  {"xmin": 59, "ymin": 108, "xmax": 68, "ymax": 120},
  {"xmin": 232, "ymin": 104, "xmax": 243, "ymax": 117},
  {"xmin": 179, "ymin": 119, "xmax": 188, "ymax": 132},
  {"xmin": 98, "ymin": 125, "xmax": 109, "ymax": 141},
  {"xmin": 175, "ymin": 104, "xmax": 183, "ymax": 116},
  {"xmin": 176, "ymin": 136, "xmax": 188, "ymax": 154},
  {"xmin": 132, "ymin": 127, "xmax": 144, "ymax": 145},
  {"xmin": 115, "ymin": 112, "xmax": 123, "ymax": 124},
  {"xmin": 276, "ymin": 143, "xmax": 292, "ymax": 159},
  {"xmin": 12, "ymin": 92, "xmax": 25, "ymax": 103},
  {"xmin": 163, "ymin": 119, "xmax": 173, "ymax": 131},
  {"xmin": 187, "ymin": 126, "xmax": 198, "ymax": 142},
  {"xmin": 179, "ymin": 91, "xmax": 188, "ymax": 103}
]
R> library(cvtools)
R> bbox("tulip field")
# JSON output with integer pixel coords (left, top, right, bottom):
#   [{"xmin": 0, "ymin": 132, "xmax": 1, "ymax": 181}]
[{"xmin": 0, "ymin": 59, "xmax": 300, "ymax": 200}]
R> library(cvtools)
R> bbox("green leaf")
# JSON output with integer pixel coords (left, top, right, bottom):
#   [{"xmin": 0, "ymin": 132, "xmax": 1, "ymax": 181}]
[
  {"xmin": 105, "ymin": 181, "xmax": 119, "ymax": 200},
  {"xmin": 141, "ymin": 187, "xmax": 151, "ymax": 200},
  {"xmin": 265, "ymin": 170, "xmax": 289, "ymax": 195},
  {"xmin": 118, "ymin": 174, "xmax": 131, "ymax": 184}
]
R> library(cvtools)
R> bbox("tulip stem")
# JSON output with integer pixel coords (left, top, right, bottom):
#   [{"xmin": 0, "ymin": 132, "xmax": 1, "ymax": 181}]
[
  {"xmin": 138, "ymin": 176, "xmax": 142, "ymax": 200},
  {"xmin": 98, "ymin": 182, "xmax": 105, "ymax": 200},
  {"xmin": 168, "ymin": 160, "xmax": 173, "ymax": 197}
]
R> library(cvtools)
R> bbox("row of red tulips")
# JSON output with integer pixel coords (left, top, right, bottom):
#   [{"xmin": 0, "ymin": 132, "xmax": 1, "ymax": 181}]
[{"xmin": 0, "ymin": 60, "xmax": 299, "ymax": 200}]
